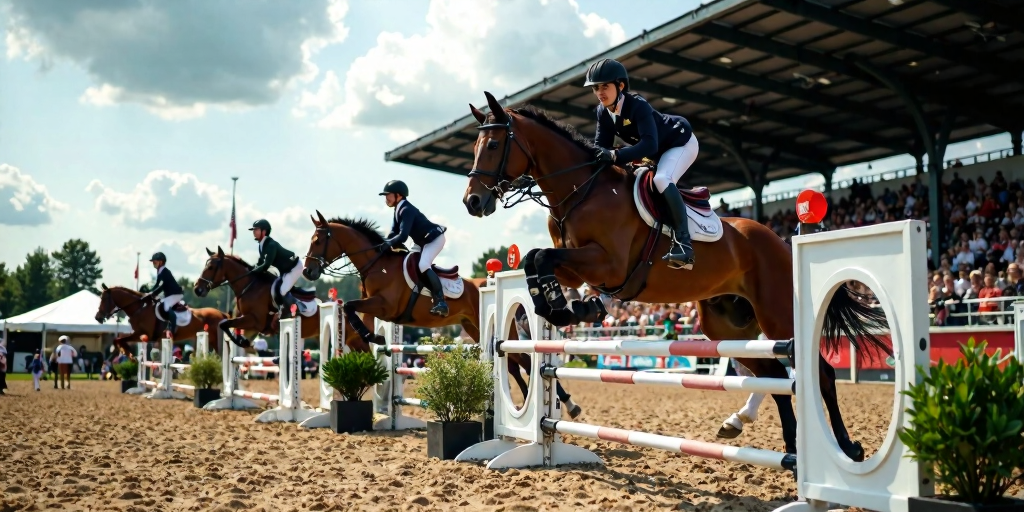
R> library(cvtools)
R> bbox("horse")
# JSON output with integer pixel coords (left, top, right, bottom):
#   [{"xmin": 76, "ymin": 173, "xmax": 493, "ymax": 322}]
[
  {"xmin": 459, "ymin": 91, "xmax": 892, "ymax": 461},
  {"xmin": 94, "ymin": 284, "xmax": 229, "ymax": 356},
  {"xmin": 301, "ymin": 212, "xmax": 582, "ymax": 418}
]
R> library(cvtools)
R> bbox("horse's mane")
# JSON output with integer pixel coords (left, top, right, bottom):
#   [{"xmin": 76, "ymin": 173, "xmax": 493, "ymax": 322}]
[
  {"xmin": 505, "ymin": 105, "xmax": 628, "ymax": 180},
  {"xmin": 327, "ymin": 217, "xmax": 386, "ymax": 245},
  {"xmin": 222, "ymin": 254, "xmax": 276, "ymax": 284},
  {"xmin": 107, "ymin": 285, "xmax": 143, "ymax": 296}
]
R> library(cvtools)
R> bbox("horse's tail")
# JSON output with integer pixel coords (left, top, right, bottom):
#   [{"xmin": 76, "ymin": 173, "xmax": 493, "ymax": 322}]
[{"xmin": 822, "ymin": 283, "xmax": 893, "ymax": 364}]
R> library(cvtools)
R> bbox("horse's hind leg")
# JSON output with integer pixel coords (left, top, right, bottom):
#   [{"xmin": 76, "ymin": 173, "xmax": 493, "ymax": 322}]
[{"xmin": 819, "ymin": 356, "xmax": 865, "ymax": 461}]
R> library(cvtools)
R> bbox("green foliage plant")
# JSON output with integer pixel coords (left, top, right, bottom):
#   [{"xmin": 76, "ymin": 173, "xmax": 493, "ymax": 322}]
[
  {"xmin": 898, "ymin": 338, "xmax": 1024, "ymax": 504},
  {"xmin": 417, "ymin": 336, "xmax": 493, "ymax": 423},
  {"xmin": 114, "ymin": 359, "xmax": 138, "ymax": 381},
  {"xmin": 183, "ymin": 353, "xmax": 222, "ymax": 389},
  {"xmin": 322, "ymin": 351, "xmax": 389, "ymax": 401}
]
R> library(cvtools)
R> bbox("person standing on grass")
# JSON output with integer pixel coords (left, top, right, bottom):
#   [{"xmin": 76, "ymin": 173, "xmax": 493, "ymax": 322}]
[
  {"xmin": 0, "ymin": 338, "xmax": 8, "ymax": 395},
  {"xmin": 29, "ymin": 351, "xmax": 44, "ymax": 392},
  {"xmin": 54, "ymin": 336, "xmax": 77, "ymax": 390}
]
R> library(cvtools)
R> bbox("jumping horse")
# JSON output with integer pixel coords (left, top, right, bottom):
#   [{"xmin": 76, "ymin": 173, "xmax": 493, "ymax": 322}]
[
  {"xmin": 301, "ymin": 212, "xmax": 582, "ymax": 418},
  {"xmin": 460, "ymin": 91, "xmax": 891, "ymax": 460},
  {"xmin": 94, "ymin": 284, "xmax": 229, "ymax": 356}
]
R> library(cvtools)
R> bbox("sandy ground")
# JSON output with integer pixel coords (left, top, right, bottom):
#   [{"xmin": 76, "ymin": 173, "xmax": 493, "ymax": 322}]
[{"xmin": 0, "ymin": 374, "xmax": 970, "ymax": 512}]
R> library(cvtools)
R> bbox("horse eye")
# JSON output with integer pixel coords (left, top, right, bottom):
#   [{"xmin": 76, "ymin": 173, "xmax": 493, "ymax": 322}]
[{"xmin": 487, "ymin": 140, "xmax": 499, "ymax": 150}]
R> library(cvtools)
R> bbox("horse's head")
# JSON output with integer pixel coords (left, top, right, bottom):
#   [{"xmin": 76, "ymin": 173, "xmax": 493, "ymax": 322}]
[
  {"xmin": 195, "ymin": 246, "xmax": 228, "ymax": 297},
  {"xmin": 463, "ymin": 91, "xmax": 536, "ymax": 217},
  {"xmin": 303, "ymin": 210, "xmax": 340, "ymax": 281},
  {"xmin": 95, "ymin": 284, "xmax": 115, "ymax": 323}
]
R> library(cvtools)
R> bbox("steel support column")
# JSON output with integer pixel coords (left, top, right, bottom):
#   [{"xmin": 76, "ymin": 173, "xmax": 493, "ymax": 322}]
[
  {"xmin": 1013, "ymin": 131, "xmax": 1023, "ymax": 157},
  {"xmin": 854, "ymin": 59, "xmax": 953, "ymax": 268}
]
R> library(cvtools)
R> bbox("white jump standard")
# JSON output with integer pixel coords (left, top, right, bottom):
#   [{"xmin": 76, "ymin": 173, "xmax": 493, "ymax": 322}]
[{"xmin": 459, "ymin": 220, "xmax": 932, "ymax": 512}]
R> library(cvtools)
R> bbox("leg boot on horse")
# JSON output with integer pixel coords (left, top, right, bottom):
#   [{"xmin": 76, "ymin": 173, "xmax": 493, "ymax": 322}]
[
  {"xmin": 661, "ymin": 183, "xmax": 695, "ymax": 270},
  {"xmin": 422, "ymin": 268, "xmax": 449, "ymax": 317}
]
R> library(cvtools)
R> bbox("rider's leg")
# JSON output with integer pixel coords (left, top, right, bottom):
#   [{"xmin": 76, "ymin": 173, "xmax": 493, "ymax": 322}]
[
  {"xmin": 418, "ymin": 234, "xmax": 449, "ymax": 317},
  {"xmin": 278, "ymin": 260, "xmax": 304, "ymax": 317},
  {"xmin": 161, "ymin": 294, "xmax": 183, "ymax": 336},
  {"xmin": 653, "ymin": 136, "xmax": 700, "ymax": 270}
]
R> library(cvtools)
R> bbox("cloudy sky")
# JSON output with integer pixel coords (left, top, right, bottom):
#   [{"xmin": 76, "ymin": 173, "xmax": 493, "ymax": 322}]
[{"xmin": 0, "ymin": 0, "xmax": 1009, "ymax": 289}]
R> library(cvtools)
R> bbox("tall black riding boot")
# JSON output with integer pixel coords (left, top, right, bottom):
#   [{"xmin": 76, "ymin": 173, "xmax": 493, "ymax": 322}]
[
  {"xmin": 280, "ymin": 292, "xmax": 296, "ymax": 319},
  {"xmin": 164, "ymin": 306, "xmax": 178, "ymax": 337},
  {"xmin": 661, "ymin": 183, "xmax": 695, "ymax": 270},
  {"xmin": 422, "ymin": 268, "xmax": 449, "ymax": 317}
]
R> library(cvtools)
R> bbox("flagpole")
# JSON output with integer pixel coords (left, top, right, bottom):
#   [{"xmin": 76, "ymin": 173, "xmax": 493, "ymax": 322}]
[{"xmin": 225, "ymin": 177, "xmax": 238, "ymax": 316}]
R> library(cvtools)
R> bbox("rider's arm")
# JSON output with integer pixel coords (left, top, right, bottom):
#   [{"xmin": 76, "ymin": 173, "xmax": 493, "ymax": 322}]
[
  {"xmin": 252, "ymin": 242, "xmax": 276, "ymax": 273},
  {"xmin": 148, "ymin": 273, "xmax": 165, "ymax": 297},
  {"xmin": 594, "ymin": 106, "xmax": 615, "ymax": 149},
  {"xmin": 387, "ymin": 206, "xmax": 414, "ymax": 245},
  {"xmin": 613, "ymin": 100, "xmax": 658, "ymax": 164}
]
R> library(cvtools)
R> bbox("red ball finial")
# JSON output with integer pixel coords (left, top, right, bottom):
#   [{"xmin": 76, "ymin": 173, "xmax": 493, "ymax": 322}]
[
  {"xmin": 486, "ymin": 258, "xmax": 502, "ymax": 274},
  {"xmin": 507, "ymin": 244, "xmax": 521, "ymax": 270},
  {"xmin": 328, "ymin": 288, "xmax": 337, "ymax": 300},
  {"xmin": 140, "ymin": 334, "xmax": 149, "ymax": 342},
  {"xmin": 796, "ymin": 189, "xmax": 827, "ymax": 224},
  {"xmin": 203, "ymin": 324, "xmax": 209, "ymax": 332}
]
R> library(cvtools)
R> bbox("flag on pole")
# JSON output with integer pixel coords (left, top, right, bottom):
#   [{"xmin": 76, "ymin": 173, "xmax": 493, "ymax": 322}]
[{"xmin": 229, "ymin": 194, "xmax": 237, "ymax": 249}]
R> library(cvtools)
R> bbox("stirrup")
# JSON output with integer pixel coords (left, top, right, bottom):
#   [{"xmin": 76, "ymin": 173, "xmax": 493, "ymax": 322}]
[{"xmin": 664, "ymin": 241, "xmax": 694, "ymax": 270}]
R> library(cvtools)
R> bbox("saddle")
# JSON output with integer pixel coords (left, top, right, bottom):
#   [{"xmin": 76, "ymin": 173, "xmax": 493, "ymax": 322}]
[
  {"xmin": 404, "ymin": 252, "xmax": 460, "ymax": 281},
  {"xmin": 632, "ymin": 167, "xmax": 723, "ymax": 243},
  {"xmin": 169, "ymin": 302, "xmax": 189, "ymax": 313},
  {"xmin": 272, "ymin": 280, "xmax": 317, "ymax": 303}
]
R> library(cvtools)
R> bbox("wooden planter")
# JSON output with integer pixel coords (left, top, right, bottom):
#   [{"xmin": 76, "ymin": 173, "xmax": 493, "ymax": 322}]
[
  {"xmin": 427, "ymin": 420, "xmax": 482, "ymax": 460},
  {"xmin": 120, "ymin": 380, "xmax": 137, "ymax": 393},
  {"xmin": 330, "ymin": 399, "xmax": 373, "ymax": 434},
  {"xmin": 194, "ymin": 388, "xmax": 220, "ymax": 408}
]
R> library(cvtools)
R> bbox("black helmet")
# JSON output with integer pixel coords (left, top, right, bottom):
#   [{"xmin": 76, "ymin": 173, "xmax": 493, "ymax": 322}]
[
  {"xmin": 149, "ymin": 252, "xmax": 166, "ymax": 262},
  {"xmin": 583, "ymin": 58, "xmax": 629, "ymax": 91},
  {"xmin": 379, "ymin": 180, "xmax": 409, "ymax": 197},
  {"xmin": 249, "ymin": 219, "xmax": 272, "ymax": 235}
]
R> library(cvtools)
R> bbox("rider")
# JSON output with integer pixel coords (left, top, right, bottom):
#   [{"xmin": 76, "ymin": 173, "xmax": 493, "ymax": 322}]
[
  {"xmin": 378, "ymin": 180, "xmax": 450, "ymax": 317},
  {"xmin": 585, "ymin": 58, "xmax": 699, "ymax": 270},
  {"xmin": 249, "ymin": 219, "xmax": 303, "ymax": 318},
  {"xmin": 144, "ymin": 252, "xmax": 184, "ymax": 336}
]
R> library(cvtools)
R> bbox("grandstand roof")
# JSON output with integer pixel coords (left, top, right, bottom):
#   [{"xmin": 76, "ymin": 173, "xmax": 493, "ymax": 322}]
[{"xmin": 384, "ymin": 0, "xmax": 1024, "ymax": 193}]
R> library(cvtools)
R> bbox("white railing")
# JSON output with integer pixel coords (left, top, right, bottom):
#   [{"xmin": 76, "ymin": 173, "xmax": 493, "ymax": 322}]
[{"xmin": 938, "ymin": 295, "xmax": 1022, "ymax": 326}]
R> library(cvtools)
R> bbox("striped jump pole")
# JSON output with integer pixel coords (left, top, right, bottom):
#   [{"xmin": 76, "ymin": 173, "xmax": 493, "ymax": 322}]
[
  {"xmin": 145, "ymin": 338, "xmax": 187, "ymax": 400},
  {"xmin": 300, "ymin": 299, "xmax": 345, "ymax": 429},
  {"xmin": 370, "ymin": 320, "xmax": 429, "ymax": 431},
  {"xmin": 204, "ymin": 313, "xmax": 317, "ymax": 424},
  {"xmin": 458, "ymin": 220, "xmax": 934, "ymax": 512}
]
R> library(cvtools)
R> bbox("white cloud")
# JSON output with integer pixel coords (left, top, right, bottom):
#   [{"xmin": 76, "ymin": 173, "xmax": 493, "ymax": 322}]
[
  {"xmin": 0, "ymin": 163, "xmax": 69, "ymax": 226},
  {"xmin": 4, "ymin": 0, "xmax": 349, "ymax": 119},
  {"xmin": 501, "ymin": 202, "xmax": 555, "ymax": 250},
  {"xmin": 295, "ymin": 0, "xmax": 626, "ymax": 138}
]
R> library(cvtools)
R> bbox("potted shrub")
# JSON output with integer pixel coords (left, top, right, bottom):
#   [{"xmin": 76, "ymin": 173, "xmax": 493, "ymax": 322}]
[
  {"xmin": 183, "ymin": 352, "xmax": 222, "ymax": 408},
  {"xmin": 900, "ymin": 338, "xmax": 1024, "ymax": 511},
  {"xmin": 322, "ymin": 351, "xmax": 389, "ymax": 434},
  {"xmin": 417, "ymin": 338, "xmax": 493, "ymax": 460},
  {"xmin": 114, "ymin": 360, "xmax": 138, "ymax": 393}
]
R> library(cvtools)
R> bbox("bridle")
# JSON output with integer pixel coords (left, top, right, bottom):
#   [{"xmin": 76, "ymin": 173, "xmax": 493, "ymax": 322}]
[
  {"xmin": 98, "ymin": 288, "xmax": 149, "ymax": 320},
  {"xmin": 195, "ymin": 256, "xmax": 258, "ymax": 299},
  {"xmin": 468, "ymin": 113, "xmax": 607, "ymax": 212},
  {"xmin": 303, "ymin": 224, "xmax": 387, "ymax": 280}
]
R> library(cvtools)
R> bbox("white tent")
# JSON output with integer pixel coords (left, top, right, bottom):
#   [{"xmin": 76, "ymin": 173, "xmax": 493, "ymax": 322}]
[{"xmin": 1, "ymin": 289, "xmax": 130, "ymax": 333}]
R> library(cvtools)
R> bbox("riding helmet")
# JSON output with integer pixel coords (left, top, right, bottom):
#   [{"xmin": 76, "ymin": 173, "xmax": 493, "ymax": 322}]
[
  {"xmin": 149, "ymin": 252, "xmax": 166, "ymax": 262},
  {"xmin": 583, "ymin": 58, "xmax": 629, "ymax": 91},
  {"xmin": 249, "ymin": 219, "xmax": 272, "ymax": 235},
  {"xmin": 379, "ymin": 180, "xmax": 409, "ymax": 197}
]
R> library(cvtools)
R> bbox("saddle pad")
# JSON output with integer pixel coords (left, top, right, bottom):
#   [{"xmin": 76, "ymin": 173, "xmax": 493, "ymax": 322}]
[
  {"xmin": 403, "ymin": 252, "xmax": 465, "ymax": 299},
  {"xmin": 155, "ymin": 302, "xmax": 193, "ymax": 327},
  {"xmin": 633, "ymin": 168, "xmax": 724, "ymax": 243},
  {"xmin": 271, "ymin": 277, "xmax": 320, "ymax": 318}
]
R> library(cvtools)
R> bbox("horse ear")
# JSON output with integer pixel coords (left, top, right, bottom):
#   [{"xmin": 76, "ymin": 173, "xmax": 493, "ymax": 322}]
[
  {"xmin": 217, "ymin": 246, "xmax": 224, "ymax": 257},
  {"xmin": 470, "ymin": 104, "xmax": 486, "ymax": 124},
  {"xmin": 310, "ymin": 214, "xmax": 318, "ymax": 226},
  {"xmin": 484, "ymin": 91, "xmax": 508, "ymax": 124},
  {"xmin": 316, "ymin": 210, "xmax": 328, "ymax": 226},
  {"xmin": 206, "ymin": 247, "xmax": 214, "ymax": 256},
  {"xmin": 101, "ymin": 283, "xmax": 108, "ymax": 290}
]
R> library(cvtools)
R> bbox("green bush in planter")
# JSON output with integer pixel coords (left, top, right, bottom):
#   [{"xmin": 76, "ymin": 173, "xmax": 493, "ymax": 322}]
[
  {"xmin": 897, "ymin": 338, "xmax": 1024, "ymax": 504},
  {"xmin": 114, "ymin": 360, "xmax": 138, "ymax": 381},
  {"xmin": 417, "ymin": 337, "xmax": 493, "ymax": 423},
  {"xmin": 322, "ymin": 351, "xmax": 389, "ymax": 401},
  {"xmin": 183, "ymin": 353, "xmax": 222, "ymax": 389}
]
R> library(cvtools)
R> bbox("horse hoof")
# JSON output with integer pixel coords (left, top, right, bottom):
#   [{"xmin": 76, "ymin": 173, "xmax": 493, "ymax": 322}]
[
  {"xmin": 566, "ymin": 404, "xmax": 582, "ymax": 419},
  {"xmin": 716, "ymin": 424, "xmax": 742, "ymax": 439}
]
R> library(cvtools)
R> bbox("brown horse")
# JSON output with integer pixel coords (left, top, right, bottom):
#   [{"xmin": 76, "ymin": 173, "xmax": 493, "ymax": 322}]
[
  {"xmin": 460, "ymin": 92, "xmax": 891, "ymax": 462},
  {"xmin": 94, "ymin": 284, "xmax": 229, "ymax": 356},
  {"xmin": 301, "ymin": 212, "xmax": 582, "ymax": 418}
]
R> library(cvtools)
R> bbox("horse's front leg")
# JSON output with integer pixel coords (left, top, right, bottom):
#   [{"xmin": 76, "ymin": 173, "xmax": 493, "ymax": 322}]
[
  {"xmin": 218, "ymin": 315, "xmax": 260, "ymax": 349},
  {"xmin": 342, "ymin": 296, "xmax": 390, "ymax": 345},
  {"xmin": 113, "ymin": 331, "xmax": 144, "ymax": 356},
  {"xmin": 526, "ymin": 245, "xmax": 617, "ymax": 327}
]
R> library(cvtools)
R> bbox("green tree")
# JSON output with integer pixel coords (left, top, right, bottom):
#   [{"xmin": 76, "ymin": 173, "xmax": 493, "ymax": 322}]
[
  {"xmin": 51, "ymin": 239, "xmax": 103, "ymax": 295},
  {"xmin": 15, "ymin": 248, "xmax": 58, "ymax": 311},
  {"xmin": 471, "ymin": 246, "xmax": 509, "ymax": 278},
  {"xmin": 0, "ymin": 263, "xmax": 24, "ymax": 318}
]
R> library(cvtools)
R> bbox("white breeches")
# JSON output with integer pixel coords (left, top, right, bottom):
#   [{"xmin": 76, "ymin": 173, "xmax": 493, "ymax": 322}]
[
  {"xmin": 279, "ymin": 260, "xmax": 304, "ymax": 296},
  {"xmin": 419, "ymin": 234, "xmax": 446, "ymax": 272},
  {"xmin": 653, "ymin": 135, "xmax": 700, "ymax": 193},
  {"xmin": 161, "ymin": 295, "xmax": 183, "ymax": 311}
]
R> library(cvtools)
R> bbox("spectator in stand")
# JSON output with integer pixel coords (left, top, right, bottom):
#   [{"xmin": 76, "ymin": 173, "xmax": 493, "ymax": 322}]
[
  {"xmin": 0, "ymin": 338, "xmax": 7, "ymax": 395},
  {"xmin": 978, "ymin": 274, "xmax": 1004, "ymax": 324},
  {"xmin": 953, "ymin": 241, "xmax": 975, "ymax": 269}
]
